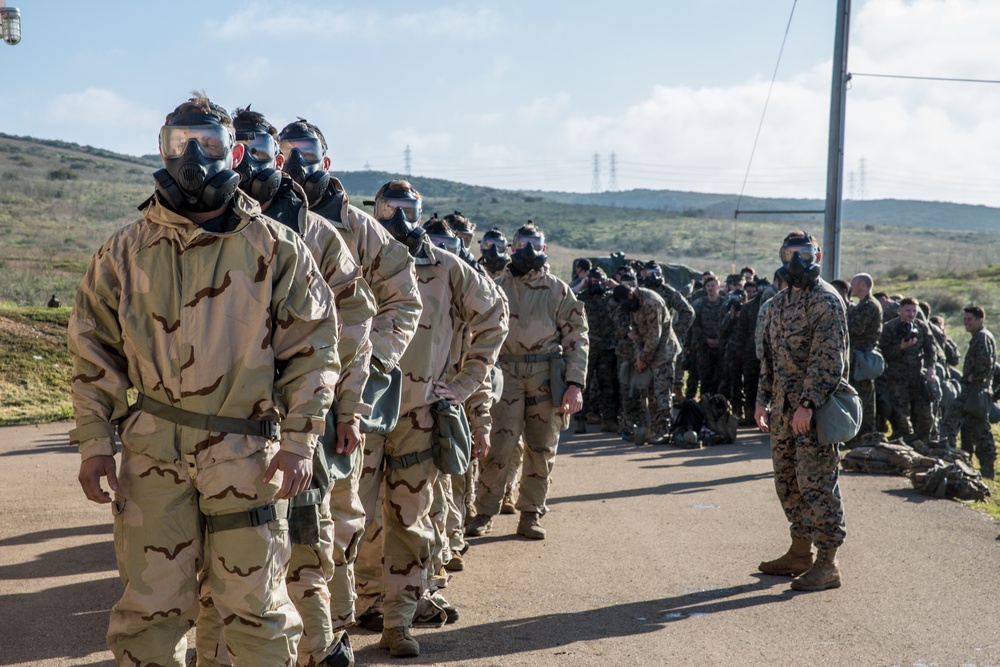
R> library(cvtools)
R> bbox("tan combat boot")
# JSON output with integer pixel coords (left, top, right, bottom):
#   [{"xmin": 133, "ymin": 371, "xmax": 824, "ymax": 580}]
[
  {"xmin": 500, "ymin": 491, "xmax": 516, "ymax": 515},
  {"xmin": 516, "ymin": 511, "xmax": 546, "ymax": 540},
  {"xmin": 465, "ymin": 513, "xmax": 493, "ymax": 537},
  {"xmin": 790, "ymin": 546, "xmax": 841, "ymax": 591},
  {"xmin": 758, "ymin": 536, "xmax": 814, "ymax": 576},
  {"xmin": 379, "ymin": 626, "xmax": 420, "ymax": 658}
]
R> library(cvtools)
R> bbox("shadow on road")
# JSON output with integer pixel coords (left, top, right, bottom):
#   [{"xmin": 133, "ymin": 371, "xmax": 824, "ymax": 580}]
[
  {"xmin": 548, "ymin": 471, "xmax": 775, "ymax": 506},
  {"xmin": 0, "ymin": 522, "xmax": 110, "ymax": 548},
  {"xmin": 0, "ymin": 432, "xmax": 73, "ymax": 457},
  {"xmin": 881, "ymin": 486, "xmax": 936, "ymax": 504},
  {"xmin": 354, "ymin": 575, "xmax": 794, "ymax": 664}
]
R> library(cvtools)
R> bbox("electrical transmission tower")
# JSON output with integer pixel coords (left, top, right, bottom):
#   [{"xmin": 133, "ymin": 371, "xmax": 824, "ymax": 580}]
[
  {"xmin": 848, "ymin": 169, "xmax": 856, "ymax": 200},
  {"xmin": 591, "ymin": 152, "xmax": 601, "ymax": 193},
  {"xmin": 363, "ymin": 160, "xmax": 371, "ymax": 171},
  {"xmin": 608, "ymin": 152, "xmax": 618, "ymax": 192},
  {"xmin": 404, "ymin": 145, "xmax": 412, "ymax": 176},
  {"xmin": 858, "ymin": 157, "xmax": 867, "ymax": 201}
]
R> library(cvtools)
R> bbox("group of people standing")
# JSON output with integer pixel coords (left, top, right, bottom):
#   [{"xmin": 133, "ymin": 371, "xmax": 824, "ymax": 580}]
[{"xmin": 68, "ymin": 95, "xmax": 588, "ymax": 666}]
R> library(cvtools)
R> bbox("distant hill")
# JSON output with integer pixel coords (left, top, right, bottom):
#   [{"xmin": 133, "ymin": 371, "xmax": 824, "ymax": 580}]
[{"xmin": 2, "ymin": 133, "xmax": 999, "ymax": 308}]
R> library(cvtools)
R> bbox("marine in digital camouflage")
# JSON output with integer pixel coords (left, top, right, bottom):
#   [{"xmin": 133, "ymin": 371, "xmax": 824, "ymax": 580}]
[
  {"xmin": 578, "ymin": 285, "xmax": 618, "ymax": 423},
  {"xmin": 847, "ymin": 293, "xmax": 882, "ymax": 438},
  {"xmin": 650, "ymin": 282, "xmax": 694, "ymax": 397},
  {"xmin": 692, "ymin": 294, "xmax": 726, "ymax": 395},
  {"xmin": 880, "ymin": 315, "xmax": 936, "ymax": 443},
  {"xmin": 68, "ymin": 189, "xmax": 340, "ymax": 666},
  {"xmin": 941, "ymin": 323, "xmax": 996, "ymax": 473},
  {"xmin": 758, "ymin": 278, "xmax": 848, "ymax": 550},
  {"xmin": 612, "ymin": 294, "xmax": 643, "ymax": 433},
  {"xmin": 629, "ymin": 287, "xmax": 678, "ymax": 438}
]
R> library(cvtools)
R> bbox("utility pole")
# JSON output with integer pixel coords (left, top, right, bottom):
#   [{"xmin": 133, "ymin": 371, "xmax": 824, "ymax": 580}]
[
  {"xmin": 822, "ymin": 0, "xmax": 851, "ymax": 280},
  {"xmin": 608, "ymin": 152, "xmax": 619, "ymax": 192},
  {"xmin": 591, "ymin": 152, "xmax": 601, "ymax": 193},
  {"xmin": 404, "ymin": 145, "xmax": 412, "ymax": 176}
]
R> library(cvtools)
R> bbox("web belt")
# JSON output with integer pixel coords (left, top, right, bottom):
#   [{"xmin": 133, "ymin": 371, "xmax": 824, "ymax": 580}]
[
  {"xmin": 132, "ymin": 393, "xmax": 280, "ymax": 439},
  {"xmin": 384, "ymin": 448, "xmax": 434, "ymax": 470},
  {"xmin": 204, "ymin": 501, "xmax": 289, "ymax": 533},
  {"xmin": 498, "ymin": 352, "xmax": 561, "ymax": 364}
]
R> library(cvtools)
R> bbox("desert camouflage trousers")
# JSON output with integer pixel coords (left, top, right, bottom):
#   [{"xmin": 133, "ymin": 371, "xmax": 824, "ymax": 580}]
[
  {"xmin": 769, "ymin": 407, "xmax": 846, "ymax": 550},
  {"xmin": 429, "ymin": 473, "xmax": 466, "ymax": 577},
  {"xmin": 353, "ymin": 407, "xmax": 439, "ymax": 629},
  {"xmin": 112, "ymin": 446, "xmax": 300, "ymax": 667},
  {"xmin": 476, "ymin": 361, "xmax": 562, "ymax": 517},
  {"xmin": 327, "ymin": 445, "xmax": 366, "ymax": 630}
]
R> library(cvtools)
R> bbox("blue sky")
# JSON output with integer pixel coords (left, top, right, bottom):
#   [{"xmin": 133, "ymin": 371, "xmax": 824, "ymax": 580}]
[{"xmin": 3, "ymin": 0, "xmax": 1000, "ymax": 205}]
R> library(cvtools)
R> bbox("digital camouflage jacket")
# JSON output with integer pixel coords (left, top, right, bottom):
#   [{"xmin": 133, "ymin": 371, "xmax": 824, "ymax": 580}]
[
  {"xmin": 962, "ymin": 328, "xmax": 996, "ymax": 390},
  {"xmin": 630, "ymin": 287, "xmax": 678, "ymax": 367},
  {"xmin": 651, "ymin": 282, "xmax": 694, "ymax": 340},
  {"xmin": 847, "ymin": 294, "xmax": 882, "ymax": 353},
  {"xmin": 757, "ymin": 279, "xmax": 849, "ymax": 411},
  {"xmin": 69, "ymin": 191, "xmax": 340, "ymax": 463},
  {"xmin": 880, "ymin": 317, "xmax": 936, "ymax": 380}
]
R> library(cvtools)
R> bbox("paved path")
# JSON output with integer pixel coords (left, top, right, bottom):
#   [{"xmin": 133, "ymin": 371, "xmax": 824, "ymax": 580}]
[{"xmin": 2, "ymin": 422, "xmax": 999, "ymax": 666}]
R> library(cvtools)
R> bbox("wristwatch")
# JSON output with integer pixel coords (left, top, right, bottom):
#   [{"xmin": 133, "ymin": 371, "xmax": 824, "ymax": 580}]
[{"xmin": 799, "ymin": 398, "xmax": 815, "ymax": 410}]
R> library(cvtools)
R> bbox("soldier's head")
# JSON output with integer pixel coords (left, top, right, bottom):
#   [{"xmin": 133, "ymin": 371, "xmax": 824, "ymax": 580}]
[
  {"xmin": 898, "ymin": 297, "xmax": 919, "ymax": 322},
  {"xmin": 919, "ymin": 301, "xmax": 931, "ymax": 319},
  {"xmin": 479, "ymin": 228, "xmax": 510, "ymax": 272},
  {"xmin": 154, "ymin": 93, "xmax": 244, "ymax": 214},
  {"xmin": 425, "ymin": 217, "xmax": 462, "ymax": 255},
  {"xmin": 575, "ymin": 258, "xmax": 592, "ymax": 281},
  {"xmin": 612, "ymin": 283, "xmax": 635, "ymax": 306},
  {"xmin": 850, "ymin": 273, "xmax": 873, "ymax": 300},
  {"xmin": 703, "ymin": 273, "xmax": 720, "ymax": 300},
  {"xmin": 373, "ymin": 180, "xmax": 425, "ymax": 248},
  {"xmin": 744, "ymin": 280, "xmax": 757, "ymax": 300},
  {"xmin": 230, "ymin": 106, "xmax": 283, "ymax": 204},
  {"xmin": 510, "ymin": 222, "xmax": 548, "ymax": 274},
  {"xmin": 930, "ymin": 315, "xmax": 945, "ymax": 330},
  {"xmin": 831, "ymin": 278, "xmax": 850, "ymax": 305},
  {"xmin": 963, "ymin": 305, "xmax": 985, "ymax": 333},
  {"xmin": 587, "ymin": 268, "xmax": 609, "ymax": 295},
  {"xmin": 444, "ymin": 211, "xmax": 475, "ymax": 247},
  {"xmin": 278, "ymin": 119, "xmax": 332, "ymax": 204},
  {"xmin": 777, "ymin": 231, "xmax": 821, "ymax": 290},
  {"xmin": 740, "ymin": 265, "xmax": 756, "ymax": 283}
]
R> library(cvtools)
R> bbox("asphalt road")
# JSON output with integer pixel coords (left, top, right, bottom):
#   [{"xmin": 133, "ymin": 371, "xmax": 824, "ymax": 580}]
[{"xmin": 3, "ymin": 422, "xmax": 999, "ymax": 667}]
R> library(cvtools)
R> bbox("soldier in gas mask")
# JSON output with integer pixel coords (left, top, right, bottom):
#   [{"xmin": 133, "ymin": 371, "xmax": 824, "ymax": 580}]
[
  {"xmin": 71, "ymin": 95, "xmax": 340, "ymax": 666},
  {"xmin": 478, "ymin": 228, "xmax": 511, "ymax": 277},
  {"xmin": 352, "ymin": 181, "xmax": 506, "ymax": 658},
  {"xmin": 755, "ymin": 231, "xmax": 849, "ymax": 593},
  {"xmin": 467, "ymin": 222, "xmax": 588, "ymax": 541},
  {"xmin": 276, "ymin": 120, "xmax": 422, "ymax": 650}
]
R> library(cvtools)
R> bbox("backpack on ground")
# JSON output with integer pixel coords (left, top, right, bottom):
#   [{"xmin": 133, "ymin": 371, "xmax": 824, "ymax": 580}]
[{"xmin": 699, "ymin": 393, "xmax": 738, "ymax": 445}]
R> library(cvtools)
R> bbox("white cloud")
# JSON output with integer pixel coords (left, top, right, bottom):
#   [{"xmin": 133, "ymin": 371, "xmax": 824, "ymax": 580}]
[
  {"xmin": 46, "ymin": 88, "xmax": 161, "ymax": 131},
  {"xmin": 515, "ymin": 92, "xmax": 572, "ymax": 121}
]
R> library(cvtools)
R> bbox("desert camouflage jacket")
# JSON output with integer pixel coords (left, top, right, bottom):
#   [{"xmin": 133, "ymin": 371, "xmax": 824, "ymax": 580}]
[
  {"xmin": 847, "ymin": 294, "xmax": 882, "ymax": 352},
  {"xmin": 496, "ymin": 264, "xmax": 589, "ymax": 387},
  {"xmin": 630, "ymin": 287, "xmax": 678, "ymax": 367},
  {"xmin": 261, "ymin": 177, "xmax": 376, "ymax": 421},
  {"xmin": 651, "ymin": 282, "xmax": 695, "ymax": 340},
  {"xmin": 310, "ymin": 177, "xmax": 422, "ymax": 372},
  {"xmin": 962, "ymin": 327, "xmax": 996, "ymax": 389},
  {"xmin": 757, "ymin": 279, "xmax": 849, "ymax": 411},
  {"xmin": 459, "ymin": 275, "xmax": 510, "ymax": 432},
  {"xmin": 398, "ymin": 238, "xmax": 507, "ymax": 415},
  {"xmin": 880, "ymin": 317, "xmax": 936, "ymax": 380},
  {"xmin": 69, "ymin": 191, "xmax": 339, "ymax": 463}
]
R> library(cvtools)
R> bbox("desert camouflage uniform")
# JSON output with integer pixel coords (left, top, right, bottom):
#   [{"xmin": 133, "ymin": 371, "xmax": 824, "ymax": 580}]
[
  {"xmin": 758, "ymin": 280, "xmax": 848, "ymax": 550},
  {"xmin": 880, "ymin": 317, "xmax": 936, "ymax": 443},
  {"xmin": 309, "ymin": 176, "xmax": 422, "ymax": 632},
  {"xmin": 629, "ymin": 287, "xmax": 678, "ymax": 438},
  {"xmin": 354, "ymin": 238, "xmax": 506, "ymax": 629},
  {"xmin": 692, "ymin": 296, "xmax": 726, "ymax": 395},
  {"xmin": 69, "ymin": 191, "xmax": 340, "ymax": 667},
  {"xmin": 475, "ymin": 264, "xmax": 588, "ymax": 517},
  {"xmin": 940, "ymin": 327, "xmax": 996, "ymax": 473},
  {"xmin": 578, "ymin": 287, "xmax": 618, "ymax": 423},
  {"xmin": 847, "ymin": 294, "xmax": 883, "ymax": 439}
]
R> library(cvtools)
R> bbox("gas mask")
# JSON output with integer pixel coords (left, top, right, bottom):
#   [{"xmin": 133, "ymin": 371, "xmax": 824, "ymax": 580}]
[
  {"xmin": 278, "ymin": 130, "xmax": 331, "ymax": 204},
  {"xmin": 587, "ymin": 282, "xmax": 607, "ymax": 296},
  {"xmin": 153, "ymin": 112, "xmax": 241, "ymax": 213},
  {"xmin": 374, "ymin": 184, "xmax": 425, "ymax": 253},
  {"xmin": 509, "ymin": 235, "xmax": 547, "ymax": 275},
  {"xmin": 234, "ymin": 126, "xmax": 282, "ymax": 204},
  {"xmin": 640, "ymin": 271, "xmax": 664, "ymax": 288},
  {"xmin": 776, "ymin": 237, "xmax": 821, "ymax": 289}
]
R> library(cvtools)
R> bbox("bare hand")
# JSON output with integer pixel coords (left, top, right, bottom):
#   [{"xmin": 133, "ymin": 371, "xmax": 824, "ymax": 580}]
[
  {"xmin": 432, "ymin": 380, "xmax": 463, "ymax": 405},
  {"xmin": 78, "ymin": 455, "xmax": 118, "ymax": 504},
  {"xmin": 754, "ymin": 405, "xmax": 770, "ymax": 433},
  {"xmin": 635, "ymin": 358, "xmax": 648, "ymax": 372},
  {"xmin": 924, "ymin": 368, "xmax": 936, "ymax": 382},
  {"xmin": 707, "ymin": 339, "xmax": 719, "ymax": 348},
  {"xmin": 336, "ymin": 420, "xmax": 364, "ymax": 455},
  {"xmin": 900, "ymin": 338, "xmax": 918, "ymax": 350},
  {"xmin": 264, "ymin": 450, "xmax": 313, "ymax": 500},
  {"xmin": 792, "ymin": 406, "xmax": 813, "ymax": 436},
  {"xmin": 473, "ymin": 428, "xmax": 491, "ymax": 459},
  {"xmin": 560, "ymin": 385, "xmax": 584, "ymax": 415}
]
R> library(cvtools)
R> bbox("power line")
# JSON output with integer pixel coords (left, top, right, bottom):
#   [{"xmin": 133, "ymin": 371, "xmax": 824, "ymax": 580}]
[{"xmin": 851, "ymin": 72, "xmax": 1000, "ymax": 85}]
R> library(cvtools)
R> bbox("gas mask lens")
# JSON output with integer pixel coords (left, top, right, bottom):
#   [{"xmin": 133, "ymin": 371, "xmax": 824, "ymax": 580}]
[
  {"xmin": 480, "ymin": 238, "xmax": 507, "ymax": 252},
  {"xmin": 514, "ymin": 235, "xmax": 544, "ymax": 251},
  {"xmin": 236, "ymin": 133, "xmax": 278, "ymax": 162},
  {"xmin": 428, "ymin": 234, "xmax": 462, "ymax": 254},
  {"xmin": 375, "ymin": 198, "xmax": 422, "ymax": 223},
  {"xmin": 779, "ymin": 244, "xmax": 817, "ymax": 264},
  {"xmin": 279, "ymin": 137, "xmax": 323, "ymax": 164},
  {"xmin": 159, "ymin": 125, "xmax": 233, "ymax": 159}
]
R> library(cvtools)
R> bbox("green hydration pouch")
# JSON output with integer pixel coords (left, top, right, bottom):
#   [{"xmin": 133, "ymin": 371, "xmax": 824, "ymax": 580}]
[
  {"xmin": 814, "ymin": 380, "xmax": 862, "ymax": 446},
  {"xmin": 289, "ymin": 405, "xmax": 352, "ymax": 545},
  {"xmin": 431, "ymin": 398, "xmax": 472, "ymax": 475},
  {"xmin": 549, "ymin": 352, "xmax": 573, "ymax": 431},
  {"xmin": 360, "ymin": 364, "xmax": 402, "ymax": 435}
]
